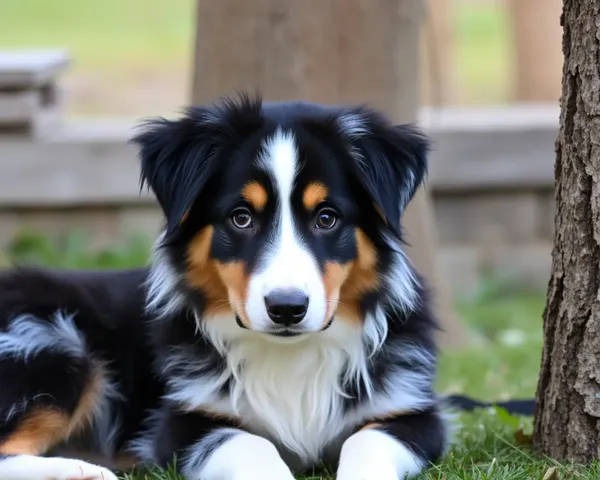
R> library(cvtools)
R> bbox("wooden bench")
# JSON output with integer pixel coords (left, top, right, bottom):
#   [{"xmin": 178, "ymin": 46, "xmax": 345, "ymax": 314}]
[{"xmin": 0, "ymin": 50, "xmax": 69, "ymax": 137}]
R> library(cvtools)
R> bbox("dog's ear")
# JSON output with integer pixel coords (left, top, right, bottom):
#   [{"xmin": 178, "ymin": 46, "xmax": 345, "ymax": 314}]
[
  {"xmin": 131, "ymin": 109, "xmax": 221, "ymax": 242},
  {"xmin": 337, "ymin": 109, "xmax": 429, "ymax": 238}
]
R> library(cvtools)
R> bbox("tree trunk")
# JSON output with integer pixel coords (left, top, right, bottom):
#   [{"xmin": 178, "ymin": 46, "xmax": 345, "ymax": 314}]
[{"xmin": 533, "ymin": 0, "xmax": 600, "ymax": 462}]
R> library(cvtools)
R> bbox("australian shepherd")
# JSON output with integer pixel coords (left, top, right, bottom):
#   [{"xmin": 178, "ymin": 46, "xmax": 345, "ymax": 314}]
[{"xmin": 0, "ymin": 95, "xmax": 448, "ymax": 480}]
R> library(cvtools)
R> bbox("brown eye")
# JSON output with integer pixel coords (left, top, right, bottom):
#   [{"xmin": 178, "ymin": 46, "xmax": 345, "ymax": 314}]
[
  {"xmin": 315, "ymin": 209, "xmax": 338, "ymax": 230},
  {"xmin": 231, "ymin": 209, "xmax": 253, "ymax": 229}
]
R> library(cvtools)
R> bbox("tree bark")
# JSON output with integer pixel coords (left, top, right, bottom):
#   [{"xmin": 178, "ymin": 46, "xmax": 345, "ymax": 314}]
[{"xmin": 534, "ymin": 0, "xmax": 600, "ymax": 462}]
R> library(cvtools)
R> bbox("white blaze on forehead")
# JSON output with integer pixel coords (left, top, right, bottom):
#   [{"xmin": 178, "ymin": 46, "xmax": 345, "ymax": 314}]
[
  {"xmin": 245, "ymin": 128, "xmax": 327, "ymax": 332},
  {"xmin": 257, "ymin": 128, "xmax": 302, "ymax": 279},
  {"xmin": 259, "ymin": 129, "xmax": 299, "ymax": 202}
]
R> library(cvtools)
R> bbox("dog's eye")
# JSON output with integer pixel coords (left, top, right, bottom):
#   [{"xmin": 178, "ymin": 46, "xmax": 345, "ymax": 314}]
[
  {"xmin": 315, "ymin": 208, "xmax": 338, "ymax": 230},
  {"xmin": 231, "ymin": 208, "xmax": 253, "ymax": 229}
]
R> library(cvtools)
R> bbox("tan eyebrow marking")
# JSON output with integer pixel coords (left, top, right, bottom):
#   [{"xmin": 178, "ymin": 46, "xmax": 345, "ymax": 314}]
[
  {"xmin": 302, "ymin": 182, "xmax": 328, "ymax": 210},
  {"xmin": 242, "ymin": 181, "xmax": 268, "ymax": 211}
]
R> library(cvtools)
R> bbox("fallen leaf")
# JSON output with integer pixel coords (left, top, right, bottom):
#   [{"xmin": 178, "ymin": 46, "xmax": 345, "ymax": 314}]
[
  {"xmin": 542, "ymin": 466, "xmax": 559, "ymax": 480},
  {"xmin": 514, "ymin": 427, "xmax": 533, "ymax": 445}
]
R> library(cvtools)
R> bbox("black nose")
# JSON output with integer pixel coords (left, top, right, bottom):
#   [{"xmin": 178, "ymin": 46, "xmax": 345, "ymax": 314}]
[{"xmin": 264, "ymin": 289, "xmax": 309, "ymax": 325}]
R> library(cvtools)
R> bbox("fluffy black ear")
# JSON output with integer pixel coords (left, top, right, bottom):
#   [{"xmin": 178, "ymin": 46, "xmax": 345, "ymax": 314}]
[
  {"xmin": 132, "ymin": 95, "xmax": 264, "ymax": 242},
  {"xmin": 131, "ymin": 110, "xmax": 221, "ymax": 242},
  {"xmin": 337, "ymin": 109, "xmax": 429, "ymax": 238}
]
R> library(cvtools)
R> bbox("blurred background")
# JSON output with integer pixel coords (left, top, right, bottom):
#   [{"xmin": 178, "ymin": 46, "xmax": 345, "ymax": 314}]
[
  {"xmin": 0, "ymin": 0, "xmax": 562, "ymax": 402},
  {"xmin": 0, "ymin": 0, "xmax": 562, "ymax": 115}
]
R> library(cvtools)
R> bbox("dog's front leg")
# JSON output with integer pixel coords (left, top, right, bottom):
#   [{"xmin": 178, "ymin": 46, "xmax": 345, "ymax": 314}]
[
  {"xmin": 183, "ymin": 428, "xmax": 295, "ymax": 480},
  {"xmin": 336, "ymin": 409, "xmax": 445, "ymax": 480},
  {"xmin": 153, "ymin": 407, "xmax": 294, "ymax": 480}
]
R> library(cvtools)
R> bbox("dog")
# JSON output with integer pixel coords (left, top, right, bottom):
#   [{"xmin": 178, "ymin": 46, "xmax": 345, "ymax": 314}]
[{"xmin": 0, "ymin": 94, "xmax": 449, "ymax": 480}]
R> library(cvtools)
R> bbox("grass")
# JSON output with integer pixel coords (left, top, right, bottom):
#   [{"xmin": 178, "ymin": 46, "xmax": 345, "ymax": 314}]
[
  {"xmin": 0, "ymin": 0, "xmax": 512, "ymax": 115},
  {"xmin": 2, "ymin": 230, "xmax": 580, "ymax": 478},
  {"xmin": 0, "ymin": 0, "xmax": 195, "ymax": 116},
  {"xmin": 0, "ymin": 0, "xmax": 194, "ymax": 65},
  {"xmin": 452, "ymin": 2, "xmax": 514, "ymax": 105}
]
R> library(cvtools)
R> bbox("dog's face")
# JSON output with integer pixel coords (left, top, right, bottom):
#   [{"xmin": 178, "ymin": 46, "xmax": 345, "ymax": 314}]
[{"xmin": 134, "ymin": 96, "xmax": 427, "ymax": 342}]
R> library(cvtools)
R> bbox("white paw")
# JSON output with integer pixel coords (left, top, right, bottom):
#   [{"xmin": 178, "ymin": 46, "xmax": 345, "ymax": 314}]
[
  {"xmin": 187, "ymin": 431, "xmax": 295, "ymax": 480},
  {"xmin": 337, "ymin": 430, "xmax": 423, "ymax": 480},
  {"xmin": 0, "ymin": 455, "xmax": 119, "ymax": 480},
  {"xmin": 45, "ymin": 457, "xmax": 119, "ymax": 480}
]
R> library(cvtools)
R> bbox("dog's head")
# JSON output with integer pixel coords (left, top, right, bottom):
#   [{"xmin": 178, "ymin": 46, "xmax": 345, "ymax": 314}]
[{"xmin": 133, "ymin": 95, "xmax": 428, "ymax": 343}]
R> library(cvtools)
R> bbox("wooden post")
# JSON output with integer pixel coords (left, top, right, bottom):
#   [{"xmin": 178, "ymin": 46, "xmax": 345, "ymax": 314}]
[
  {"xmin": 0, "ymin": 50, "xmax": 69, "ymax": 137},
  {"xmin": 420, "ymin": 0, "xmax": 453, "ymax": 107},
  {"xmin": 191, "ymin": 0, "xmax": 465, "ymax": 348},
  {"xmin": 508, "ymin": 0, "xmax": 563, "ymax": 102}
]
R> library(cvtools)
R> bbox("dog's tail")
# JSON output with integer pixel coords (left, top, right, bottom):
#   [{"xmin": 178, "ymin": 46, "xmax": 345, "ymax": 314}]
[{"xmin": 444, "ymin": 394, "xmax": 535, "ymax": 416}]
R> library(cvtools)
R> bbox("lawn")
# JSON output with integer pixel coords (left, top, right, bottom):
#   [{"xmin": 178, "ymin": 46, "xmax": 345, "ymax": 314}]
[
  {"xmin": 0, "ymin": 0, "xmax": 195, "ymax": 116},
  {"xmin": 451, "ymin": 1, "xmax": 514, "ymax": 106},
  {"xmin": 0, "ymin": 0, "xmax": 513, "ymax": 116},
  {"xmin": 4, "ymin": 230, "xmax": 589, "ymax": 479}
]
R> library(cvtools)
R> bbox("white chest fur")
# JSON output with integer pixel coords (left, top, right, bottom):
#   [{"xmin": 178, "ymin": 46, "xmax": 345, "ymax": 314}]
[
  {"xmin": 221, "ymin": 334, "xmax": 357, "ymax": 464},
  {"xmin": 167, "ymin": 321, "xmax": 370, "ymax": 467},
  {"xmin": 165, "ymin": 314, "xmax": 438, "ymax": 471}
]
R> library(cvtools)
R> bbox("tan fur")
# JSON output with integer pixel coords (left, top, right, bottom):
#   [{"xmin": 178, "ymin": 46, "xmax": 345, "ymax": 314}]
[
  {"xmin": 336, "ymin": 228, "xmax": 380, "ymax": 323},
  {"xmin": 0, "ymin": 409, "xmax": 70, "ymax": 455},
  {"xmin": 187, "ymin": 226, "xmax": 229, "ymax": 315},
  {"xmin": 360, "ymin": 422, "xmax": 383, "ymax": 431},
  {"xmin": 186, "ymin": 226, "xmax": 250, "ymax": 322},
  {"xmin": 323, "ymin": 262, "xmax": 352, "ymax": 325},
  {"xmin": 0, "ymin": 366, "xmax": 106, "ymax": 455},
  {"xmin": 359, "ymin": 410, "xmax": 416, "ymax": 431},
  {"xmin": 68, "ymin": 365, "xmax": 106, "ymax": 434},
  {"xmin": 180, "ymin": 208, "xmax": 191, "ymax": 225},
  {"xmin": 302, "ymin": 182, "xmax": 328, "ymax": 210},
  {"xmin": 366, "ymin": 409, "xmax": 416, "ymax": 423},
  {"xmin": 242, "ymin": 182, "xmax": 268, "ymax": 211},
  {"xmin": 215, "ymin": 261, "xmax": 251, "ymax": 327}
]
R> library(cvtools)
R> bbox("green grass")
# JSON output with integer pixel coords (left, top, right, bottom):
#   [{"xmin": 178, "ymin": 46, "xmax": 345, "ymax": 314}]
[
  {"xmin": 452, "ymin": 2, "xmax": 514, "ymax": 105},
  {"xmin": 437, "ymin": 275, "xmax": 544, "ymax": 402},
  {"xmin": 0, "ymin": 0, "xmax": 512, "ymax": 115},
  {"xmin": 0, "ymin": 0, "xmax": 195, "ymax": 116},
  {"xmin": 0, "ymin": 0, "xmax": 194, "ymax": 65},
  {"xmin": 3, "ymin": 229, "xmax": 153, "ymax": 270},
  {"xmin": 1, "ymin": 230, "xmax": 570, "ymax": 478}
]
